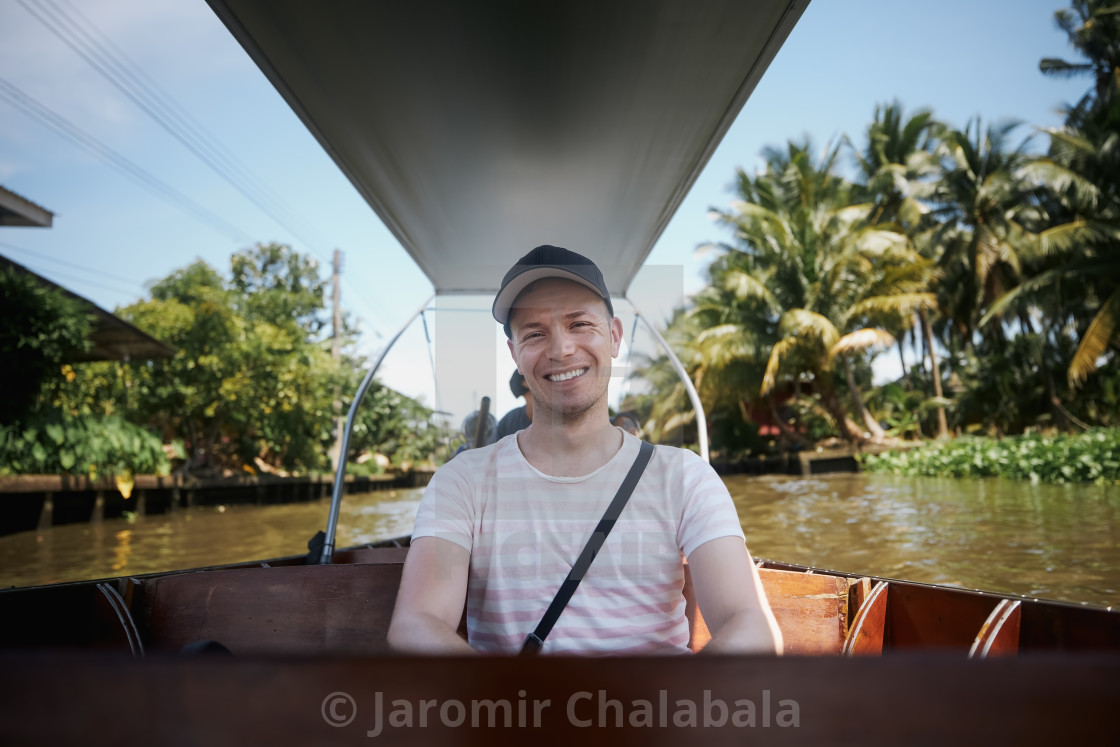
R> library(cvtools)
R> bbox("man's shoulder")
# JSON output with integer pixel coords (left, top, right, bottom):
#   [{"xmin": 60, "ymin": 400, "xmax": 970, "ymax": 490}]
[
  {"xmin": 438, "ymin": 436, "xmax": 515, "ymax": 474},
  {"xmin": 647, "ymin": 442, "xmax": 711, "ymax": 469}
]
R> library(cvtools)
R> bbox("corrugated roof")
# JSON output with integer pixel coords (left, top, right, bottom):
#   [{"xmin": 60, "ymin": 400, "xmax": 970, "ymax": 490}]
[
  {"xmin": 0, "ymin": 185, "xmax": 54, "ymax": 228},
  {"xmin": 0, "ymin": 254, "xmax": 174, "ymax": 362}
]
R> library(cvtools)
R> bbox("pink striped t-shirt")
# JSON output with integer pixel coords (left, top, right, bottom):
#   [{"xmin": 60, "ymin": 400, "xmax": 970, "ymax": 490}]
[{"xmin": 411, "ymin": 430, "xmax": 745, "ymax": 655}]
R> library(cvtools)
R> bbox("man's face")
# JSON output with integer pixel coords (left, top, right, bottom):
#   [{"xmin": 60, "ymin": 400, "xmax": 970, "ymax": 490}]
[{"xmin": 506, "ymin": 278, "xmax": 622, "ymax": 423}]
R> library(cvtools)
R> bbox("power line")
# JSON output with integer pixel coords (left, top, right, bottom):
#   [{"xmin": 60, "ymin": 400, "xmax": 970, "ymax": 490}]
[
  {"xmin": 0, "ymin": 76, "xmax": 254, "ymax": 243},
  {"xmin": 0, "ymin": 239, "xmax": 147, "ymax": 288},
  {"xmin": 12, "ymin": 257, "xmax": 144, "ymax": 300},
  {"xmin": 16, "ymin": 0, "xmax": 334, "ymax": 261}
]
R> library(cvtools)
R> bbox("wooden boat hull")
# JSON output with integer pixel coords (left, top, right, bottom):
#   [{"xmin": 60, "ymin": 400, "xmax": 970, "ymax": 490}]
[
  {"xmin": 2, "ymin": 652, "xmax": 1118, "ymax": 746},
  {"xmin": 2, "ymin": 538, "xmax": 1118, "ymax": 743}
]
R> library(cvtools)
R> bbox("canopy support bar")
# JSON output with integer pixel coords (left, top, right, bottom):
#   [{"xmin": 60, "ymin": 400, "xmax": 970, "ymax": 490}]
[
  {"xmin": 320, "ymin": 294, "xmax": 434, "ymax": 564},
  {"xmin": 632, "ymin": 306, "xmax": 709, "ymax": 463}
]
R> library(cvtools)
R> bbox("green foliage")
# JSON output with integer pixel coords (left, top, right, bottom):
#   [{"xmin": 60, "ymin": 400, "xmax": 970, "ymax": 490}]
[
  {"xmin": 347, "ymin": 383, "xmax": 451, "ymax": 467},
  {"xmin": 58, "ymin": 243, "xmax": 444, "ymax": 473},
  {"xmin": 863, "ymin": 428, "xmax": 1120, "ymax": 484},
  {"xmin": 0, "ymin": 265, "xmax": 92, "ymax": 424},
  {"xmin": 633, "ymin": 3, "xmax": 1120, "ymax": 449},
  {"xmin": 0, "ymin": 409, "xmax": 176, "ymax": 478}
]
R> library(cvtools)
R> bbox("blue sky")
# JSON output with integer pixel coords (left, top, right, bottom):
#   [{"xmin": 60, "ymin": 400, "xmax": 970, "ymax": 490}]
[{"xmin": 0, "ymin": 0, "xmax": 1089, "ymax": 419}]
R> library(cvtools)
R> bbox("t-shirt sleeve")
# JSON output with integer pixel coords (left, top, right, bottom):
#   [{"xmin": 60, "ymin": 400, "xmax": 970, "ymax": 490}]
[
  {"xmin": 675, "ymin": 449, "xmax": 746, "ymax": 558},
  {"xmin": 410, "ymin": 458, "xmax": 475, "ymax": 553}
]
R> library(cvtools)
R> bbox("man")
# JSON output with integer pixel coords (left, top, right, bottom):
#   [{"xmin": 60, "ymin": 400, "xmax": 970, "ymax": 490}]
[
  {"xmin": 493, "ymin": 370, "xmax": 533, "ymax": 441},
  {"xmin": 389, "ymin": 245, "xmax": 781, "ymax": 655}
]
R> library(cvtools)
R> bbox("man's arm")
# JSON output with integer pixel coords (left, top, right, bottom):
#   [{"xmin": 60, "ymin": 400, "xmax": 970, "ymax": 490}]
[
  {"xmin": 686, "ymin": 536, "xmax": 783, "ymax": 654},
  {"xmin": 388, "ymin": 536, "xmax": 477, "ymax": 654}
]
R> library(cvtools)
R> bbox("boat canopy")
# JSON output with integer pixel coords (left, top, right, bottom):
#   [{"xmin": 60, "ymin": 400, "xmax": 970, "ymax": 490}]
[{"xmin": 206, "ymin": 0, "xmax": 809, "ymax": 297}]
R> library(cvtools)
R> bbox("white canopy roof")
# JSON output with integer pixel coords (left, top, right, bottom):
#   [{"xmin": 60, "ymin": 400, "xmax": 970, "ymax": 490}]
[{"xmin": 206, "ymin": 0, "xmax": 809, "ymax": 296}]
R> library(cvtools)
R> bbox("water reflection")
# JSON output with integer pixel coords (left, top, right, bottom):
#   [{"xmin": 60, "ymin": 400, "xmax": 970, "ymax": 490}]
[
  {"xmin": 0, "ymin": 489, "xmax": 424, "ymax": 589},
  {"xmin": 2, "ymin": 475, "xmax": 1119, "ymax": 608}
]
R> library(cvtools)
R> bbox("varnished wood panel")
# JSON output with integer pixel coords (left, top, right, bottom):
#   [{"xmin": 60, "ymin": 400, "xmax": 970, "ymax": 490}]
[
  {"xmin": 136, "ymin": 564, "xmax": 403, "ymax": 655},
  {"xmin": 1, "ymin": 653, "xmax": 1116, "ymax": 746},
  {"xmin": 969, "ymin": 600, "xmax": 1021, "ymax": 658},
  {"xmin": 843, "ymin": 581, "xmax": 887, "ymax": 656}
]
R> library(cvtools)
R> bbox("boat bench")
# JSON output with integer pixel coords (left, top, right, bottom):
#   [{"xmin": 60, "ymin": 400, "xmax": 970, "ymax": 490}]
[{"xmin": 131, "ymin": 555, "xmax": 405, "ymax": 656}]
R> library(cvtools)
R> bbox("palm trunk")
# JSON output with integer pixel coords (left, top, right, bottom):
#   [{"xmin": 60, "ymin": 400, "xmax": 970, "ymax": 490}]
[
  {"xmin": 817, "ymin": 373, "xmax": 865, "ymax": 442},
  {"xmin": 897, "ymin": 337, "xmax": 910, "ymax": 388},
  {"xmin": 764, "ymin": 397, "xmax": 804, "ymax": 447},
  {"xmin": 920, "ymin": 307, "xmax": 949, "ymax": 439},
  {"xmin": 842, "ymin": 359, "xmax": 886, "ymax": 440}
]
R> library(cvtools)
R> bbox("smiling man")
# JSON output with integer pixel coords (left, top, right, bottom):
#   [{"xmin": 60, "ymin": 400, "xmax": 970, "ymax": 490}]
[{"xmin": 389, "ymin": 246, "xmax": 782, "ymax": 655}]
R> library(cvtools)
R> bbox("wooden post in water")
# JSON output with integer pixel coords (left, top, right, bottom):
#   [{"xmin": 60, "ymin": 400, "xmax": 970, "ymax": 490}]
[
  {"xmin": 37, "ymin": 492, "xmax": 54, "ymax": 531},
  {"xmin": 91, "ymin": 491, "xmax": 105, "ymax": 523}
]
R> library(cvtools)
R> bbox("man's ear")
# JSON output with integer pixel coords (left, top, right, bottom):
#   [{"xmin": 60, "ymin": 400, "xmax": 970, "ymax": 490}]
[
  {"xmin": 507, "ymin": 336, "xmax": 517, "ymax": 364},
  {"xmin": 610, "ymin": 316, "xmax": 623, "ymax": 357}
]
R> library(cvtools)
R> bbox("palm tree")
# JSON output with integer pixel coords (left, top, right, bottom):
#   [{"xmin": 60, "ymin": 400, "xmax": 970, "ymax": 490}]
[
  {"xmin": 703, "ymin": 140, "xmax": 924, "ymax": 442},
  {"xmin": 985, "ymin": 126, "xmax": 1120, "ymax": 389},
  {"xmin": 1039, "ymin": 0, "xmax": 1120, "ymax": 128},
  {"xmin": 982, "ymin": 4, "xmax": 1120, "ymax": 394},
  {"xmin": 925, "ymin": 119, "xmax": 1045, "ymax": 349},
  {"xmin": 850, "ymin": 101, "xmax": 950, "ymax": 437}
]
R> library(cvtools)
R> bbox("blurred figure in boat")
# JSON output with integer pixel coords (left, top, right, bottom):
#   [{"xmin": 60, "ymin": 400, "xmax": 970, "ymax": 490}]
[
  {"xmin": 448, "ymin": 409, "xmax": 496, "ymax": 460},
  {"xmin": 493, "ymin": 370, "xmax": 533, "ymax": 441},
  {"xmin": 611, "ymin": 410, "xmax": 641, "ymax": 437},
  {"xmin": 391, "ymin": 245, "xmax": 782, "ymax": 656}
]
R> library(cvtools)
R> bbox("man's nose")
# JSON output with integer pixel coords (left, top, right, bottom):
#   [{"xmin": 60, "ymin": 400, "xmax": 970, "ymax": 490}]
[{"xmin": 549, "ymin": 326, "xmax": 575, "ymax": 358}]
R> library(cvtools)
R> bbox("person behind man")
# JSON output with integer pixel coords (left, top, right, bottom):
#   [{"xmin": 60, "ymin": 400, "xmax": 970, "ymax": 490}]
[
  {"xmin": 611, "ymin": 411, "xmax": 641, "ymax": 437},
  {"xmin": 493, "ymin": 370, "xmax": 533, "ymax": 441},
  {"xmin": 389, "ymin": 245, "xmax": 782, "ymax": 655}
]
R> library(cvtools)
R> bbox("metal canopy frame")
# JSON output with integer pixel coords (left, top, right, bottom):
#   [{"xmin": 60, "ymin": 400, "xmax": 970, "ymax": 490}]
[{"xmin": 320, "ymin": 294, "xmax": 707, "ymax": 564}]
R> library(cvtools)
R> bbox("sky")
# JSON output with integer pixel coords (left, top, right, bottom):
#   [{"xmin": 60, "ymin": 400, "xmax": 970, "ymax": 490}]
[{"xmin": 0, "ymin": 0, "xmax": 1089, "ymax": 428}]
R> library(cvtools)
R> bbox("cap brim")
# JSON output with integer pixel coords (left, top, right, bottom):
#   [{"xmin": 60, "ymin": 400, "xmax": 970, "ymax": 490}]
[{"xmin": 491, "ymin": 267, "xmax": 608, "ymax": 324}]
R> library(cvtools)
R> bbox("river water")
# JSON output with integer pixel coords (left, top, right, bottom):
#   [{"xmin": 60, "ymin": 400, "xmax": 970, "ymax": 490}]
[{"xmin": 1, "ymin": 474, "xmax": 1118, "ymax": 608}]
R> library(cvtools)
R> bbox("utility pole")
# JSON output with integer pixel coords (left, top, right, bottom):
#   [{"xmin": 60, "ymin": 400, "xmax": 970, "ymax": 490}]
[{"xmin": 330, "ymin": 249, "xmax": 345, "ymax": 474}]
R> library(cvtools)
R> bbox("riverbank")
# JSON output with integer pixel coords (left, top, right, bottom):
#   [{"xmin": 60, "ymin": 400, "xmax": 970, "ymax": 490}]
[{"xmin": 862, "ymin": 429, "xmax": 1120, "ymax": 484}]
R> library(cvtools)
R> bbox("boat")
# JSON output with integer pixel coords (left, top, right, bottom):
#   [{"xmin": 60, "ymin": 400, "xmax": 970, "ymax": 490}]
[
  {"xmin": 2, "ymin": 0, "xmax": 1118, "ymax": 743},
  {"xmin": 2, "ymin": 535, "xmax": 1118, "ymax": 743}
]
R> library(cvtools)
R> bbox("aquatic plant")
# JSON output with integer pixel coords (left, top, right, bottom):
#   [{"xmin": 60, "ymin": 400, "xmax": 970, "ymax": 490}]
[{"xmin": 862, "ymin": 428, "xmax": 1120, "ymax": 484}]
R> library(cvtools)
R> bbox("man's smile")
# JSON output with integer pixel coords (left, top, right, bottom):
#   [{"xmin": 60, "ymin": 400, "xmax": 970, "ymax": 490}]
[{"xmin": 544, "ymin": 367, "xmax": 588, "ymax": 382}]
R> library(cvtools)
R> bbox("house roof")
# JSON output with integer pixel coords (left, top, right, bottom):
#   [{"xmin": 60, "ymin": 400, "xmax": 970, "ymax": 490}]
[
  {"xmin": 0, "ymin": 254, "xmax": 174, "ymax": 362},
  {"xmin": 0, "ymin": 185, "xmax": 53, "ymax": 228}
]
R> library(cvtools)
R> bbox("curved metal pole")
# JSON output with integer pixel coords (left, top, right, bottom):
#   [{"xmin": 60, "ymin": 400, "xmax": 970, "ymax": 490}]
[
  {"xmin": 631, "ymin": 304, "xmax": 709, "ymax": 463},
  {"xmin": 320, "ymin": 294, "xmax": 434, "ymax": 564},
  {"xmin": 618, "ymin": 313, "xmax": 640, "ymax": 407}
]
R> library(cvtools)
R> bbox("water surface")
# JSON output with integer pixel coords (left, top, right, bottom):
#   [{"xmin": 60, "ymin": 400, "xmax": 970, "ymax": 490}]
[
  {"xmin": 726, "ymin": 473, "xmax": 1120, "ymax": 607},
  {"xmin": 2, "ymin": 474, "xmax": 1118, "ymax": 608}
]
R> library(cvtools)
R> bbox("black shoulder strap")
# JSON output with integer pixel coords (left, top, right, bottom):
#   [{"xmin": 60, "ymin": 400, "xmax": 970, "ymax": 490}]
[{"xmin": 521, "ymin": 440, "xmax": 655, "ymax": 655}]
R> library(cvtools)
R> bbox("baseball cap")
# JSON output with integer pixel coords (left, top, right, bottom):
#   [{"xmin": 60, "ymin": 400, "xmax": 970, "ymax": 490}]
[{"xmin": 492, "ymin": 245, "xmax": 614, "ymax": 335}]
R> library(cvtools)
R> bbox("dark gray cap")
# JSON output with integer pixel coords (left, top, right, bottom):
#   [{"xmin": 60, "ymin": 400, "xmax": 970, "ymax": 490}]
[{"xmin": 492, "ymin": 245, "xmax": 614, "ymax": 332}]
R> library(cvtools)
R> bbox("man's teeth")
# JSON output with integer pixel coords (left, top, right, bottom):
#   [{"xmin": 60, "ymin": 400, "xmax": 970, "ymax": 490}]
[{"xmin": 547, "ymin": 368, "xmax": 586, "ymax": 382}]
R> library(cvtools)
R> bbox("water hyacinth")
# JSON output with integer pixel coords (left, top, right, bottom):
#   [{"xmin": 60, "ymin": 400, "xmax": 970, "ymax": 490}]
[{"xmin": 861, "ymin": 429, "xmax": 1120, "ymax": 485}]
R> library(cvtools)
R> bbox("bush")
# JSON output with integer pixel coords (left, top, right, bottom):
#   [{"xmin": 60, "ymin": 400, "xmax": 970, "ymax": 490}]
[
  {"xmin": 0, "ymin": 410, "xmax": 177, "ymax": 479},
  {"xmin": 862, "ymin": 429, "xmax": 1120, "ymax": 484}
]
